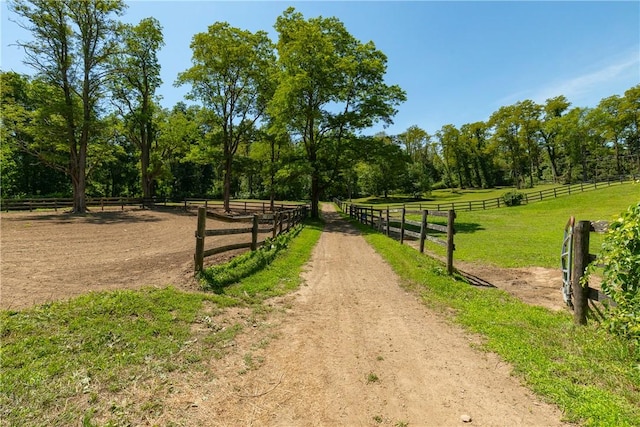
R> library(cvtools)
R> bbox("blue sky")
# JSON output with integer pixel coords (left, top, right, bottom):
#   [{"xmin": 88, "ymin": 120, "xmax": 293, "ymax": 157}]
[{"xmin": 2, "ymin": 1, "xmax": 639, "ymax": 136}]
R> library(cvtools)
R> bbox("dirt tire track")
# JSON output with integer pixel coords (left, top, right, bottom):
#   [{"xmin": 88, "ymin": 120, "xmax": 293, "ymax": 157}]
[{"xmin": 191, "ymin": 204, "xmax": 568, "ymax": 426}]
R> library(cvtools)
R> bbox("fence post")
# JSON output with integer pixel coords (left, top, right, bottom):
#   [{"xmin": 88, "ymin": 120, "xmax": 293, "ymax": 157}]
[
  {"xmin": 400, "ymin": 207, "xmax": 406, "ymax": 244},
  {"xmin": 446, "ymin": 210, "xmax": 456, "ymax": 275},
  {"xmin": 378, "ymin": 210, "xmax": 383, "ymax": 232},
  {"xmin": 195, "ymin": 207, "xmax": 206, "ymax": 272},
  {"xmin": 370, "ymin": 206, "xmax": 374, "ymax": 227},
  {"xmin": 251, "ymin": 214, "xmax": 259, "ymax": 251},
  {"xmin": 419, "ymin": 210, "xmax": 427, "ymax": 253},
  {"xmin": 272, "ymin": 212, "xmax": 278, "ymax": 238},
  {"xmin": 572, "ymin": 221, "xmax": 591, "ymax": 325},
  {"xmin": 386, "ymin": 208, "xmax": 390, "ymax": 236},
  {"xmin": 279, "ymin": 211, "xmax": 284, "ymax": 234}
]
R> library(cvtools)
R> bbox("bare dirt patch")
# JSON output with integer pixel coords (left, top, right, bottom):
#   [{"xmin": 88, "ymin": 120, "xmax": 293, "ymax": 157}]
[
  {"xmin": 403, "ymin": 239, "xmax": 572, "ymax": 313},
  {"xmin": 458, "ymin": 262, "xmax": 570, "ymax": 312},
  {"xmin": 0, "ymin": 207, "xmax": 253, "ymax": 310}
]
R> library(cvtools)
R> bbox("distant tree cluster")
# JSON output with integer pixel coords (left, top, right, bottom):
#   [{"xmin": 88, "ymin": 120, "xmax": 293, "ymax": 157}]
[
  {"xmin": 432, "ymin": 90, "xmax": 640, "ymax": 191},
  {"xmin": 2, "ymin": 1, "xmax": 638, "ymax": 215},
  {"xmin": 339, "ymin": 86, "xmax": 639, "ymax": 200}
]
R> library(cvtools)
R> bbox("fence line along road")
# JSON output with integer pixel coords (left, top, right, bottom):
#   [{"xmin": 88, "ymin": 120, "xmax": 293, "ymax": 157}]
[
  {"xmin": 341, "ymin": 176, "xmax": 637, "ymax": 213},
  {"xmin": 335, "ymin": 199, "xmax": 456, "ymax": 275},
  {"xmin": 194, "ymin": 204, "xmax": 309, "ymax": 272},
  {"xmin": 0, "ymin": 197, "xmax": 307, "ymax": 213}
]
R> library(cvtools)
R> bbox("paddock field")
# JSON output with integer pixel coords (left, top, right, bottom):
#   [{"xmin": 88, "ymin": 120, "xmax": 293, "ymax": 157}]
[{"xmin": 0, "ymin": 207, "xmax": 256, "ymax": 310}]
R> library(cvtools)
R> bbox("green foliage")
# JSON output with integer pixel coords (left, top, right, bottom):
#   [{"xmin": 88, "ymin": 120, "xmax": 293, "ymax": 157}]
[
  {"xmin": 586, "ymin": 203, "xmax": 640, "ymax": 345},
  {"xmin": 199, "ymin": 225, "xmax": 303, "ymax": 292},
  {"xmin": 502, "ymin": 190, "xmax": 524, "ymax": 206},
  {"xmin": 177, "ymin": 22, "xmax": 276, "ymax": 208},
  {"xmin": 271, "ymin": 7, "xmax": 406, "ymax": 216}
]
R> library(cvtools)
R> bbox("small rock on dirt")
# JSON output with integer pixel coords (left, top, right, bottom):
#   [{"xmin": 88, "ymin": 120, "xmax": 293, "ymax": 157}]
[{"xmin": 461, "ymin": 414, "xmax": 472, "ymax": 423}]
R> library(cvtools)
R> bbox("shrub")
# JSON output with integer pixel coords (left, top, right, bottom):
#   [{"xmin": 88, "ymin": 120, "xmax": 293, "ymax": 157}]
[
  {"xmin": 502, "ymin": 190, "xmax": 524, "ymax": 206},
  {"xmin": 586, "ymin": 203, "xmax": 640, "ymax": 346}
]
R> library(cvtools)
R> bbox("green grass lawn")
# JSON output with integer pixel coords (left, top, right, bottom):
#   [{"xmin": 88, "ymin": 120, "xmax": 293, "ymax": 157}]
[{"xmin": 419, "ymin": 183, "xmax": 639, "ymax": 268}]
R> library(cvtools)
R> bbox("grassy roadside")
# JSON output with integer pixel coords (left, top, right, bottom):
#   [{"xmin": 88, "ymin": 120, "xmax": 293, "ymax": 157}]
[
  {"xmin": 345, "ymin": 213, "xmax": 640, "ymax": 426},
  {"xmin": 0, "ymin": 219, "xmax": 323, "ymax": 426}
]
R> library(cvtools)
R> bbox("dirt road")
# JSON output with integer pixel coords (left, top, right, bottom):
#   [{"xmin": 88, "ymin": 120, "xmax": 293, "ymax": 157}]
[
  {"xmin": 1, "ymin": 205, "xmax": 569, "ymax": 425},
  {"xmin": 184, "ymin": 204, "xmax": 567, "ymax": 426}
]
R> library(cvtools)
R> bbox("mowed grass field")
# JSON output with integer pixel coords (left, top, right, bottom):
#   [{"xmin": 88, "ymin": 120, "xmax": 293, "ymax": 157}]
[
  {"xmin": 350, "ymin": 182, "xmax": 639, "ymax": 267},
  {"xmin": 408, "ymin": 183, "xmax": 639, "ymax": 268}
]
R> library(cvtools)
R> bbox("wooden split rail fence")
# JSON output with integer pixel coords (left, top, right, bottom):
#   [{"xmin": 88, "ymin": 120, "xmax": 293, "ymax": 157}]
[
  {"xmin": 335, "ymin": 199, "xmax": 456, "ymax": 275},
  {"xmin": 335, "ymin": 176, "xmax": 636, "ymax": 214},
  {"xmin": 0, "ymin": 196, "xmax": 170, "ymax": 212},
  {"xmin": 194, "ymin": 205, "xmax": 308, "ymax": 272},
  {"xmin": 184, "ymin": 199, "xmax": 305, "ymax": 214}
]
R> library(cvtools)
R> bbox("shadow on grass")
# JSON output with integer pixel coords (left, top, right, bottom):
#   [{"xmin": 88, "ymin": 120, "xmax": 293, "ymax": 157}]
[
  {"xmin": 199, "ymin": 220, "xmax": 323, "ymax": 295},
  {"xmin": 454, "ymin": 222, "xmax": 484, "ymax": 234}
]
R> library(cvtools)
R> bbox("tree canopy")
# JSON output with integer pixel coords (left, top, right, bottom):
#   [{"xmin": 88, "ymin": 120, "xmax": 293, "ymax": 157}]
[{"xmin": 3, "ymin": 2, "xmax": 639, "ymax": 205}]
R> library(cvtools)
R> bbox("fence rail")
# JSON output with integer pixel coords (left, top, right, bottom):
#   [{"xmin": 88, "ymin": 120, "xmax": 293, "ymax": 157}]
[
  {"xmin": 342, "ymin": 176, "xmax": 637, "ymax": 213},
  {"xmin": 0, "ymin": 196, "xmax": 307, "ymax": 214},
  {"xmin": 194, "ymin": 205, "xmax": 308, "ymax": 272},
  {"xmin": 335, "ymin": 199, "xmax": 456, "ymax": 274},
  {"xmin": 183, "ymin": 199, "xmax": 305, "ymax": 214},
  {"xmin": 0, "ymin": 196, "xmax": 172, "ymax": 212}
]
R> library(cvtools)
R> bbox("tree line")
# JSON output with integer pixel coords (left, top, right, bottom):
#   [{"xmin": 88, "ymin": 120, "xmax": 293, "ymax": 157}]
[{"xmin": 2, "ymin": 1, "xmax": 638, "ymax": 217}]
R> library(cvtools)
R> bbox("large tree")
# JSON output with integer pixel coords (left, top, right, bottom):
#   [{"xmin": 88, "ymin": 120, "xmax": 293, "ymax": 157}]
[
  {"xmin": 538, "ymin": 96, "xmax": 570, "ymax": 182},
  {"xmin": 271, "ymin": 7, "xmax": 406, "ymax": 218},
  {"xmin": 177, "ymin": 22, "xmax": 276, "ymax": 212},
  {"xmin": 109, "ymin": 17, "xmax": 164, "ymax": 200},
  {"xmin": 515, "ymin": 99, "xmax": 542, "ymax": 188},
  {"xmin": 10, "ymin": 0, "xmax": 126, "ymax": 212},
  {"xmin": 490, "ymin": 105, "xmax": 525, "ymax": 188}
]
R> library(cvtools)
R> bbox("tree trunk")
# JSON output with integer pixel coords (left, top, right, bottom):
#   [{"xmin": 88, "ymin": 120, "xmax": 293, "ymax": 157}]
[
  {"xmin": 269, "ymin": 137, "xmax": 276, "ymax": 212},
  {"xmin": 310, "ymin": 171, "xmax": 320, "ymax": 219},
  {"xmin": 223, "ymin": 153, "xmax": 232, "ymax": 212},
  {"xmin": 140, "ymin": 98, "xmax": 153, "ymax": 201},
  {"xmin": 71, "ymin": 142, "xmax": 88, "ymax": 213},
  {"xmin": 545, "ymin": 145, "xmax": 560, "ymax": 183}
]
